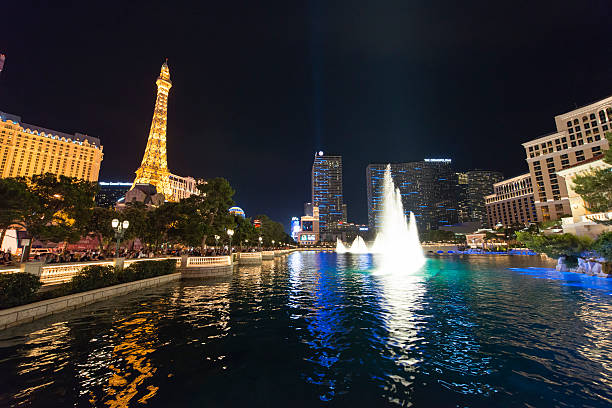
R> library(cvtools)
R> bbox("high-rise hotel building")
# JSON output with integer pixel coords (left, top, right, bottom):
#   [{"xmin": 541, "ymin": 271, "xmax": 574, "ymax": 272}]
[
  {"xmin": 523, "ymin": 96, "xmax": 611, "ymax": 221},
  {"xmin": 367, "ymin": 159, "xmax": 459, "ymax": 231},
  {"xmin": 312, "ymin": 152, "xmax": 346, "ymax": 233},
  {"xmin": 0, "ymin": 111, "xmax": 103, "ymax": 181}
]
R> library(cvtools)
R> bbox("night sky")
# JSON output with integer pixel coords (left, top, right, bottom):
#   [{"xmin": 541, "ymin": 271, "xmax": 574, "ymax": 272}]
[{"xmin": 1, "ymin": 1, "xmax": 611, "ymax": 228}]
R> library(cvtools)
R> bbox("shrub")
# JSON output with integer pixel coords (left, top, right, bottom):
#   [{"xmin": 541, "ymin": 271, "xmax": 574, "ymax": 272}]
[
  {"xmin": 0, "ymin": 273, "xmax": 42, "ymax": 309},
  {"xmin": 592, "ymin": 231, "xmax": 612, "ymax": 262},
  {"xmin": 515, "ymin": 231, "xmax": 591, "ymax": 262},
  {"xmin": 68, "ymin": 265, "xmax": 117, "ymax": 293},
  {"xmin": 121, "ymin": 259, "xmax": 176, "ymax": 281}
]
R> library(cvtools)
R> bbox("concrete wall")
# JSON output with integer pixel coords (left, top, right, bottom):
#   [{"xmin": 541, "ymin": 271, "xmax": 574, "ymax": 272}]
[
  {"xmin": 180, "ymin": 265, "xmax": 233, "ymax": 278},
  {"xmin": 0, "ymin": 273, "xmax": 181, "ymax": 330}
]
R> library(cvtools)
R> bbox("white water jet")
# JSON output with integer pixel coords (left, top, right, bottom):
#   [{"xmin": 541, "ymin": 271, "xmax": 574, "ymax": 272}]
[
  {"xmin": 335, "ymin": 238, "xmax": 348, "ymax": 254},
  {"xmin": 335, "ymin": 164, "xmax": 425, "ymax": 272}
]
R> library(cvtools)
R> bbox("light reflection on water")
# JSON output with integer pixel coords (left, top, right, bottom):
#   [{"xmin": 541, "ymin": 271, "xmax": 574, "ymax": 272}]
[{"xmin": 0, "ymin": 253, "xmax": 611, "ymax": 407}]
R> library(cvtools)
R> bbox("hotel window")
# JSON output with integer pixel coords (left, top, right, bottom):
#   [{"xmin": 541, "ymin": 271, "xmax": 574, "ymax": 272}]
[
  {"xmin": 587, "ymin": 137, "xmax": 593, "ymax": 143},
  {"xmin": 541, "ymin": 143, "xmax": 546, "ymax": 148},
  {"xmin": 591, "ymin": 121, "xmax": 597, "ymax": 127},
  {"xmin": 586, "ymin": 130, "xmax": 591, "ymax": 136},
  {"xmin": 574, "ymin": 119, "xmax": 579, "ymax": 125},
  {"xmin": 590, "ymin": 113, "xmax": 596, "ymax": 120},
  {"xmin": 555, "ymin": 139, "xmax": 560, "ymax": 144},
  {"xmin": 567, "ymin": 120, "xmax": 572, "ymax": 127},
  {"xmin": 547, "ymin": 141, "xmax": 552, "ymax": 146},
  {"xmin": 575, "ymin": 126, "xmax": 581, "ymax": 132},
  {"xmin": 593, "ymin": 128, "xmax": 599, "ymax": 134},
  {"xmin": 582, "ymin": 116, "xmax": 588, "ymax": 122},
  {"xmin": 595, "ymin": 134, "xmax": 602, "ymax": 141},
  {"xmin": 571, "ymin": 141, "xmax": 577, "ymax": 147},
  {"xmin": 570, "ymin": 134, "xmax": 575, "ymax": 141},
  {"xmin": 578, "ymin": 139, "xmax": 584, "ymax": 146},
  {"xmin": 585, "ymin": 123, "xmax": 590, "ymax": 129},
  {"xmin": 563, "ymin": 144, "xmax": 568, "ymax": 149},
  {"xmin": 599, "ymin": 110, "xmax": 607, "ymax": 123},
  {"xmin": 592, "ymin": 146, "xmax": 601, "ymax": 153},
  {"xmin": 529, "ymin": 146, "xmax": 533, "ymax": 152}
]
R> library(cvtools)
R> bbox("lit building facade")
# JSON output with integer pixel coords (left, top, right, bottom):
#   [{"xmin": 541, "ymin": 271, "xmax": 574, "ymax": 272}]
[
  {"xmin": 169, "ymin": 174, "xmax": 199, "ymax": 200},
  {"xmin": 367, "ymin": 159, "xmax": 459, "ymax": 231},
  {"xmin": 96, "ymin": 182, "xmax": 131, "ymax": 207},
  {"xmin": 298, "ymin": 206, "xmax": 320, "ymax": 245},
  {"xmin": 523, "ymin": 96, "xmax": 611, "ymax": 221},
  {"xmin": 485, "ymin": 173, "xmax": 537, "ymax": 227},
  {"xmin": 0, "ymin": 111, "xmax": 103, "ymax": 181},
  {"xmin": 312, "ymin": 152, "xmax": 345, "ymax": 233}
]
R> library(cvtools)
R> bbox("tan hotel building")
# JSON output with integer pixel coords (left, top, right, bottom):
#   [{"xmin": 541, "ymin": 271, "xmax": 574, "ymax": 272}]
[
  {"xmin": 0, "ymin": 111, "xmax": 103, "ymax": 181},
  {"xmin": 522, "ymin": 96, "xmax": 611, "ymax": 222},
  {"xmin": 485, "ymin": 173, "xmax": 537, "ymax": 227}
]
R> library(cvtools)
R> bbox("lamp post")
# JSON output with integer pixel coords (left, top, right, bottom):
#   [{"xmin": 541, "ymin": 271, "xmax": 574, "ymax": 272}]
[
  {"xmin": 245, "ymin": 239, "xmax": 249, "ymax": 251},
  {"xmin": 111, "ymin": 219, "xmax": 130, "ymax": 258},
  {"xmin": 272, "ymin": 240, "xmax": 275, "ymax": 249},
  {"xmin": 214, "ymin": 235, "xmax": 220, "ymax": 253},
  {"xmin": 258, "ymin": 236, "xmax": 262, "ymax": 251},
  {"xmin": 227, "ymin": 229, "xmax": 234, "ymax": 254}
]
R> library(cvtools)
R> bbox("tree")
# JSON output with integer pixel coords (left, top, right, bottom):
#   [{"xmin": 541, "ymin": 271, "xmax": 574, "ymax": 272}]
[
  {"xmin": 0, "ymin": 174, "xmax": 97, "ymax": 246},
  {"xmin": 87, "ymin": 206, "xmax": 118, "ymax": 250},
  {"xmin": 0, "ymin": 177, "xmax": 34, "ymax": 247},
  {"xmin": 255, "ymin": 214, "xmax": 291, "ymax": 245},
  {"xmin": 572, "ymin": 132, "xmax": 612, "ymax": 216}
]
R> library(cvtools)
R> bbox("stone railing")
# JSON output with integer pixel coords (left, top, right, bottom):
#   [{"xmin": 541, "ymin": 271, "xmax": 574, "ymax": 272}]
[
  {"xmin": 582, "ymin": 212, "xmax": 612, "ymax": 222},
  {"xmin": 186, "ymin": 256, "xmax": 231, "ymax": 267},
  {"xmin": 1, "ymin": 257, "xmax": 181, "ymax": 286},
  {"xmin": 239, "ymin": 253, "xmax": 262, "ymax": 259}
]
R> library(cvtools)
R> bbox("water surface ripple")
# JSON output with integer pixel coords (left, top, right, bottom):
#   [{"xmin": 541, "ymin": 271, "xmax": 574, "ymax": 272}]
[{"xmin": 1, "ymin": 253, "xmax": 611, "ymax": 407}]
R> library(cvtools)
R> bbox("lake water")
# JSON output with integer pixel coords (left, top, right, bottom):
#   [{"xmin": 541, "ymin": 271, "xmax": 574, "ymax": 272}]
[{"xmin": 1, "ymin": 252, "xmax": 611, "ymax": 407}]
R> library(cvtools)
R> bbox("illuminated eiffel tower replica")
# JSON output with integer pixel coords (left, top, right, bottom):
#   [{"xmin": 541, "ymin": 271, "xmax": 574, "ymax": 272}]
[{"xmin": 131, "ymin": 60, "xmax": 174, "ymax": 201}]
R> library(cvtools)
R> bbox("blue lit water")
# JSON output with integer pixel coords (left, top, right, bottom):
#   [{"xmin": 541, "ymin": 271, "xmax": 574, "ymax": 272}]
[{"xmin": 1, "ymin": 253, "xmax": 612, "ymax": 407}]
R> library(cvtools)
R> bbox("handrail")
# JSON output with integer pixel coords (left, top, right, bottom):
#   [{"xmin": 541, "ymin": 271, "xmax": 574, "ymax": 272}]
[{"xmin": 186, "ymin": 256, "xmax": 231, "ymax": 266}]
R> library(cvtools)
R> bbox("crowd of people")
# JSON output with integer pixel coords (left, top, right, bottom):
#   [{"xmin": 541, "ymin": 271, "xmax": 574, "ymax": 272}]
[{"xmin": 0, "ymin": 246, "xmax": 260, "ymax": 267}]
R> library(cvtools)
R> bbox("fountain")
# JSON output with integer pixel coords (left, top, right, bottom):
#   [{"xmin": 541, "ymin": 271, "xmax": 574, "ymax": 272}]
[{"xmin": 335, "ymin": 165, "xmax": 426, "ymax": 271}]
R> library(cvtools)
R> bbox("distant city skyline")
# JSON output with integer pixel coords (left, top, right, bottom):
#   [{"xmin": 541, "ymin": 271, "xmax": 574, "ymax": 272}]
[{"xmin": 1, "ymin": 1, "xmax": 610, "ymax": 226}]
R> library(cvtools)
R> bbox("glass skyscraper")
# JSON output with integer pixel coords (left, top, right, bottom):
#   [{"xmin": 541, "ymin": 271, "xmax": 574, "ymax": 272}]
[
  {"xmin": 312, "ymin": 152, "xmax": 345, "ymax": 233},
  {"xmin": 366, "ymin": 160, "xmax": 459, "ymax": 231}
]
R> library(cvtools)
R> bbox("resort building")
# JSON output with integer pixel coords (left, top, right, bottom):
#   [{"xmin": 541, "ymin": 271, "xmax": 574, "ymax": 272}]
[
  {"xmin": 169, "ymin": 174, "xmax": 199, "ymax": 201},
  {"xmin": 557, "ymin": 157, "xmax": 612, "ymax": 238},
  {"xmin": 522, "ymin": 96, "xmax": 611, "ymax": 221},
  {"xmin": 0, "ymin": 111, "xmax": 103, "ymax": 181},
  {"xmin": 312, "ymin": 152, "xmax": 346, "ymax": 233},
  {"xmin": 366, "ymin": 159, "xmax": 459, "ymax": 231},
  {"xmin": 485, "ymin": 173, "xmax": 537, "ymax": 227}
]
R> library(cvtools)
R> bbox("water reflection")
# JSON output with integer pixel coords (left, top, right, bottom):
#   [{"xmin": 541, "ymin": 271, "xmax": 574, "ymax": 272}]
[{"xmin": 0, "ymin": 254, "xmax": 612, "ymax": 407}]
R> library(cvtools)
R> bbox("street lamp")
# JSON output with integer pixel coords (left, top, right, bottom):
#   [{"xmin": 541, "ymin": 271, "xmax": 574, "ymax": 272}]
[
  {"xmin": 227, "ymin": 229, "xmax": 234, "ymax": 253},
  {"xmin": 111, "ymin": 219, "xmax": 130, "ymax": 258},
  {"xmin": 258, "ymin": 236, "xmax": 262, "ymax": 251},
  {"xmin": 272, "ymin": 240, "xmax": 275, "ymax": 249},
  {"xmin": 214, "ymin": 235, "xmax": 220, "ymax": 249},
  {"xmin": 245, "ymin": 239, "xmax": 249, "ymax": 251}
]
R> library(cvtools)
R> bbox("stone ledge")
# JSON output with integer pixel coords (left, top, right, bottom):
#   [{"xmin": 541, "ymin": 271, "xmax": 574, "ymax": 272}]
[{"xmin": 0, "ymin": 273, "xmax": 181, "ymax": 330}]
